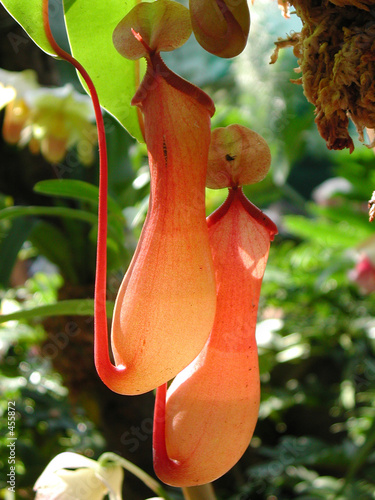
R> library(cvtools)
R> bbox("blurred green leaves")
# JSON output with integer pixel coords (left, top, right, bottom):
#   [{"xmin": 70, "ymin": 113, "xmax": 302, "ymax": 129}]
[
  {"xmin": 0, "ymin": 178, "xmax": 130, "ymax": 286},
  {"xmin": 0, "ymin": 298, "xmax": 114, "ymax": 323},
  {"xmin": 1, "ymin": 2, "xmax": 375, "ymax": 500}
]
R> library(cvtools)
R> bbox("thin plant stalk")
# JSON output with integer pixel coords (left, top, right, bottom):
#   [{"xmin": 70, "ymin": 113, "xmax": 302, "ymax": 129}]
[
  {"xmin": 182, "ymin": 484, "xmax": 217, "ymax": 500},
  {"xmin": 99, "ymin": 452, "xmax": 172, "ymax": 500}
]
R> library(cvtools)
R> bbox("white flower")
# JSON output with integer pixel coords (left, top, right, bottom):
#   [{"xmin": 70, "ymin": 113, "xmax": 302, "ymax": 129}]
[
  {"xmin": 0, "ymin": 68, "xmax": 39, "ymax": 106},
  {"xmin": 0, "ymin": 83, "xmax": 16, "ymax": 109},
  {"xmin": 0, "ymin": 69, "xmax": 39, "ymax": 145},
  {"xmin": 24, "ymin": 84, "xmax": 96, "ymax": 164},
  {"xmin": 0, "ymin": 69, "xmax": 97, "ymax": 164},
  {"xmin": 24, "ymin": 84, "xmax": 95, "ymax": 124},
  {"xmin": 34, "ymin": 452, "xmax": 123, "ymax": 500}
]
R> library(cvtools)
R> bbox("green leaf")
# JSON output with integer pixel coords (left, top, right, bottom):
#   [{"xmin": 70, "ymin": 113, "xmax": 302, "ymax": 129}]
[
  {"xmin": 0, "ymin": 205, "xmax": 98, "ymax": 225},
  {"xmin": 0, "ymin": 299, "xmax": 114, "ymax": 323},
  {"xmin": 0, "ymin": 0, "xmax": 56, "ymax": 55},
  {"xmin": 34, "ymin": 179, "xmax": 124, "ymax": 217},
  {"xmin": 29, "ymin": 221, "xmax": 78, "ymax": 283},
  {"xmin": 284, "ymin": 215, "xmax": 368, "ymax": 249},
  {"xmin": 310, "ymin": 204, "xmax": 374, "ymax": 238},
  {"xmin": 0, "ymin": 217, "xmax": 34, "ymax": 287},
  {"xmin": 63, "ymin": 0, "xmax": 144, "ymax": 142},
  {"xmin": 0, "ymin": 323, "xmax": 45, "ymax": 345},
  {"xmin": 0, "ymin": 204, "xmax": 125, "ymax": 250}
]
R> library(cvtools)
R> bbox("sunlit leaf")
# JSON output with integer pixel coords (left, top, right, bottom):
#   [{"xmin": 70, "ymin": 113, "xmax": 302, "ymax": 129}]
[
  {"xmin": 0, "ymin": 0, "xmax": 56, "ymax": 55},
  {"xmin": 63, "ymin": 0, "xmax": 144, "ymax": 141}
]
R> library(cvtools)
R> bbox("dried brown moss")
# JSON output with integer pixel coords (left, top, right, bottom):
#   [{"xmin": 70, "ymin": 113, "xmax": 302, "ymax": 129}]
[
  {"xmin": 271, "ymin": 0, "xmax": 375, "ymax": 152},
  {"xmin": 329, "ymin": 0, "xmax": 372, "ymax": 8}
]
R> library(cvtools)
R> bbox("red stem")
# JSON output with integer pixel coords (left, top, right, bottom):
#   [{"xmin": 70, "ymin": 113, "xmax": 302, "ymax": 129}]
[
  {"xmin": 153, "ymin": 383, "xmax": 181, "ymax": 478},
  {"xmin": 42, "ymin": 0, "xmax": 126, "ymax": 392}
]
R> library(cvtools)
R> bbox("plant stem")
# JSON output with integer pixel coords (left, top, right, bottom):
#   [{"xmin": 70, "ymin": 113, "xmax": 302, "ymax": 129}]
[
  {"xmin": 99, "ymin": 452, "xmax": 172, "ymax": 500},
  {"xmin": 182, "ymin": 484, "xmax": 217, "ymax": 500}
]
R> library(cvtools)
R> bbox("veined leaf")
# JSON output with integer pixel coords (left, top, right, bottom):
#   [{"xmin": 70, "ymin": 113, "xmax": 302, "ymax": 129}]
[
  {"xmin": 0, "ymin": 299, "xmax": 114, "ymax": 323},
  {"xmin": 63, "ymin": 0, "xmax": 144, "ymax": 142},
  {"xmin": 0, "ymin": 0, "xmax": 56, "ymax": 55}
]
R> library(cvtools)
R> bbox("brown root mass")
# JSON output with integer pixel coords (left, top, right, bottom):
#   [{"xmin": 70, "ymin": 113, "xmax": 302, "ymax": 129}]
[{"xmin": 271, "ymin": 0, "xmax": 375, "ymax": 152}]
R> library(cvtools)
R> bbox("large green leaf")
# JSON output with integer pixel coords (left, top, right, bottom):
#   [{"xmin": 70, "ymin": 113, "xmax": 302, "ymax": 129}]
[
  {"xmin": 0, "ymin": 0, "xmax": 56, "ymax": 55},
  {"xmin": 63, "ymin": 0, "xmax": 144, "ymax": 142}
]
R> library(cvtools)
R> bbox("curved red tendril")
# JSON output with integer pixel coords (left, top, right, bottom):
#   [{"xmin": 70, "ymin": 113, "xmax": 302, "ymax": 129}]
[{"xmin": 42, "ymin": 0, "xmax": 127, "ymax": 392}]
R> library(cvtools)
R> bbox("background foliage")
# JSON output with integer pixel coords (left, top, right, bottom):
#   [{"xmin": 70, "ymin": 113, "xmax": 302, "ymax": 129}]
[{"xmin": 1, "ymin": 1, "xmax": 375, "ymax": 499}]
